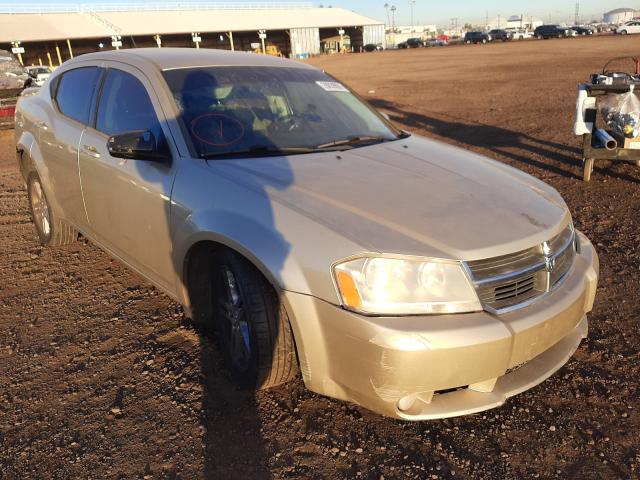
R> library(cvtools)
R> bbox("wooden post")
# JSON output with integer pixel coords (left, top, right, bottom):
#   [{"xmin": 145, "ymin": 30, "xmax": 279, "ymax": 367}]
[
  {"xmin": 46, "ymin": 51, "xmax": 53, "ymax": 68},
  {"xmin": 11, "ymin": 42, "xmax": 23, "ymax": 65},
  {"xmin": 38, "ymin": 57, "xmax": 43, "ymax": 66},
  {"xmin": 228, "ymin": 31, "xmax": 235, "ymax": 51},
  {"xmin": 66, "ymin": 39, "xmax": 73, "ymax": 58},
  {"xmin": 55, "ymin": 44, "xmax": 63, "ymax": 65}
]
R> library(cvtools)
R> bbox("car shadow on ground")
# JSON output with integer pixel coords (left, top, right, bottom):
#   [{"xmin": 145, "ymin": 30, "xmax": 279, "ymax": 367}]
[
  {"xmin": 369, "ymin": 98, "xmax": 584, "ymax": 180},
  {"xmin": 195, "ymin": 332, "xmax": 273, "ymax": 479}
]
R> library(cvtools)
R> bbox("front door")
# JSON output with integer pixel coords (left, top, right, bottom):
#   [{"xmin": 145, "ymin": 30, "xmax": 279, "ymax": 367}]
[{"xmin": 78, "ymin": 64, "xmax": 178, "ymax": 292}]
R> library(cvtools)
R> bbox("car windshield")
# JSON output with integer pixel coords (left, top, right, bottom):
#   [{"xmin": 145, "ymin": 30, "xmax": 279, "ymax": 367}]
[{"xmin": 163, "ymin": 66, "xmax": 403, "ymax": 158}]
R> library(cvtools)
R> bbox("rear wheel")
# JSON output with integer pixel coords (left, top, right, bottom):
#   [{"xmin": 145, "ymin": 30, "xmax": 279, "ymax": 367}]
[
  {"xmin": 27, "ymin": 173, "xmax": 77, "ymax": 246},
  {"xmin": 621, "ymin": 30, "xmax": 628, "ymax": 35},
  {"xmin": 189, "ymin": 248, "xmax": 299, "ymax": 389}
]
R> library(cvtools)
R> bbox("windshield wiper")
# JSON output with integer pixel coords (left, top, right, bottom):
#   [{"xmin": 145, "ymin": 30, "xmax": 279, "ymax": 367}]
[
  {"xmin": 200, "ymin": 146, "xmax": 317, "ymax": 159},
  {"xmin": 315, "ymin": 135, "xmax": 392, "ymax": 149}
]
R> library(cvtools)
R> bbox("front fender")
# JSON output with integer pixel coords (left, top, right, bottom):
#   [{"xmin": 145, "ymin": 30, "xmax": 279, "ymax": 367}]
[{"xmin": 171, "ymin": 209, "xmax": 303, "ymax": 306}]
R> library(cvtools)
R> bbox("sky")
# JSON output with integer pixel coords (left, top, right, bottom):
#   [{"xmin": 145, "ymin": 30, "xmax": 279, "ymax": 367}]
[{"xmin": 0, "ymin": 0, "xmax": 629, "ymax": 26}]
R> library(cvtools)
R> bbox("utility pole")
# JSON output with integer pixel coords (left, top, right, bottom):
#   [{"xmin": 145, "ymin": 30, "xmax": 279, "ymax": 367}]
[{"xmin": 574, "ymin": 1, "xmax": 580, "ymax": 25}]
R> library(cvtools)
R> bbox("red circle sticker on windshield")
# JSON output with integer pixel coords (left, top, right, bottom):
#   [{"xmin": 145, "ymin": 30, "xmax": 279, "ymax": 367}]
[{"xmin": 190, "ymin": 113, "xmax": 245, "ymax": 147}]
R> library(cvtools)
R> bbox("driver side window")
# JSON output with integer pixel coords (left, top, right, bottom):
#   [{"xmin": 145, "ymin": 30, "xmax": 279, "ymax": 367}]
[{"xmin": 96, "ymin": 69, "xmax": 160, "ymax": 136}]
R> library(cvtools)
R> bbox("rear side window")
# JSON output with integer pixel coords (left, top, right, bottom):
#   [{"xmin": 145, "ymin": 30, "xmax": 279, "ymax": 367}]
[
  {"xmin": 55, "ymin": 67, "xmax": 101, "ymax": 124},
  {"xmin": 96, "ymin": 69, "xmax": 160, "ymax": 136}
]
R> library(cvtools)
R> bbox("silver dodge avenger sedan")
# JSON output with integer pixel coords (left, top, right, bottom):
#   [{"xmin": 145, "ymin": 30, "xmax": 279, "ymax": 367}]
[{"xmin": 15, "ymin": 49, "xmax": 598, "ymax": 420}]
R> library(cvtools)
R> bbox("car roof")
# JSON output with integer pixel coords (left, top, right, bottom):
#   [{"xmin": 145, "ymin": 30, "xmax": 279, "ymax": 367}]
[{"xmin": 65, "ymin": 48, "xmax": 314, "ymax": 72}]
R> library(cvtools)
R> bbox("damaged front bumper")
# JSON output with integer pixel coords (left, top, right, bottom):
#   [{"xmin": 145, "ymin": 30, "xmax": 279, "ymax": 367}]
[{"xmin": 283, "ymin": 231, "xmax": 598, "ymax": 420}]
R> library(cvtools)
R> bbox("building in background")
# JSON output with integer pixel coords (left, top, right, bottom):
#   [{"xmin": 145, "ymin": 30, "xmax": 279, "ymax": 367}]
[
  {"xmin": 604, "ymin": 8, "xmax": 639, "ymax": 24},
  {"xmin": 0, "ymin": 2, "xmax": 385, "ymax": 67},
  {"xmin": 486, "ymin": 15, "xmax": 543, "ymax": 30},
  {"xmin": 386, "ymin": 24, "xmax": 437, "ymax": 47}
]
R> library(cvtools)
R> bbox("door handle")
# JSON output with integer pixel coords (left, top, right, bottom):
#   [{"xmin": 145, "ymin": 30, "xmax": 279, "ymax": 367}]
[{"xmin": 82, "ymin": 144, "xmax": 100, "ymax": 159}]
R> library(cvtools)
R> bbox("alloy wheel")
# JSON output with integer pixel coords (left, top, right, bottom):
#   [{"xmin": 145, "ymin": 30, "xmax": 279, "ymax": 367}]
[
  {"xmin": 217, "ymin": 265, "xmax": 251, "ymax": 372},
  {"xmin": 29, "ymin": 178, "xmax": 51, "ymax": 238}
]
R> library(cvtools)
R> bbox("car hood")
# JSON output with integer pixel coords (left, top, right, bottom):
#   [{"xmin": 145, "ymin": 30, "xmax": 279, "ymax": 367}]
[{"xmin": 210, "ymin": 135, "xmax": 569, "ymax": 261}]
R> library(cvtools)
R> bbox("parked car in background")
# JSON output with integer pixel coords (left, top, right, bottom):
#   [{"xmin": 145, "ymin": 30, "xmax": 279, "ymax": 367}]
[
  {"xmin": 0, "ymin": 49, "xmax": 30, "ymax": 129},
  {"xmin": 425, "ymin": 38, "xmax": 448, "ymax": 47},
  {"xmin": 510, "ymin": 29, "xmax": 534, "ymax": 40},
  {"xmin": 534, "ymin": 25, "xmax": 572, "ymax": 39},
  {"xmin": 615, "ymin": 21, "xmax": 640, "ymax": 35},
  {"xmin": 464, "ymin": 31, "xmax": 491, "ymax": 44},
  {"xmin": 397, "ymin": 41, "xmax": 408, "ymax": 49},
  {"xmin": 406, "ymin": 37, "xmax": 423, "ymax": 48},
  {"xmin": 488, "ymin": 29, "xmax": 512, "ymax": 41},
  {"xmin": 571, "ymin": 26, "xmax": 594, "ymax": 36},
  {"xmin": 14, "ymin": 48, "xmax": 599, "ymax": 420},
  {"xmin": 26, "ymin": 66, "xmax": 52, "ymax": 87},
  {"xmin": 363, "ymin": 43, "xmax": 384, "ymax": 52}
]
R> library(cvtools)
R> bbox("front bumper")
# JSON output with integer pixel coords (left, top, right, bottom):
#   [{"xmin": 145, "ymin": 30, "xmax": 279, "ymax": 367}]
[{"xmin": 283, "ymin": 231, "xmax": 598, "ymax": 420}]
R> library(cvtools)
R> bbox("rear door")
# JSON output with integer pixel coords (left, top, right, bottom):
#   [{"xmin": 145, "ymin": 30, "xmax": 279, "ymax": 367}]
[
  {"xmin": 39, "ymin": 66, "xmax": 102, "ymax": 228},
  {"xmin": 78, "ymin": 63, "xmax": 178, "ymax": 292}
]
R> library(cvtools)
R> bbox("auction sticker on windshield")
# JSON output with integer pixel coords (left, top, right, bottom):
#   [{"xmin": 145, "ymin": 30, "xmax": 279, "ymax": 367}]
[{"xmin": 316, "ymin": 81, "xmax": 349, "ymax": 92}]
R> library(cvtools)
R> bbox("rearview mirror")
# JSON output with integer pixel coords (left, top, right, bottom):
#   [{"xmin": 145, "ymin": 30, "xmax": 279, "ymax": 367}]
[{"xmin": 107, "ymin": 130, "xmax": 169, "ymax": 162}]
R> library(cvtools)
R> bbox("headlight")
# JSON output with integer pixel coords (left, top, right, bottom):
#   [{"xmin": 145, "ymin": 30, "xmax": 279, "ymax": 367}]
[{"xmin": 333, "ymin": 256, "xmax": 482, "ymax": 316}]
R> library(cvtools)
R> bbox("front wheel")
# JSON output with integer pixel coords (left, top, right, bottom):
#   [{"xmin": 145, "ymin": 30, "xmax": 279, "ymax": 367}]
[
  {"xmin": 191, "ymin": 249, "xmax": 299, "ymax": 389},
  {"xmin": 27, "ymin": 173, "xmax": 78, "ymax": 246},
  {"xmin": 620, "ymin": 30, "xmax": 628, "ymax": 35}
]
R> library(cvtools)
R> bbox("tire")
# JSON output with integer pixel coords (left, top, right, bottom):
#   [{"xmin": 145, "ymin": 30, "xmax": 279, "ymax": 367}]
[
  {"xmin": 465, "ymin": 40, "xmax": 471, "ymax": 44},
  {"xmin": 27, "ymin": 173, "xmax": 78, "ymax": 246},
  {"xmin": 482, "ymin": 39, "xmax": 487, "ymax": 44},
  {"xmin": 537, "ymin": 34, "xmax": 543, "ymax": 40},
  {"xmin": 189, "ymin": 248, "xmax": 299, "ymax": 389},
  {"xmin": 582, "ymin": 158, "xmax": 594, "ymax": 182}
]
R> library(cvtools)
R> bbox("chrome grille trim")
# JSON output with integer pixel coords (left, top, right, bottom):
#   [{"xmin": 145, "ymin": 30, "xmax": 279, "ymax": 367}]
[{"xmin": 465, "ymin": 224, "xmax": 576, "ymax": 314}]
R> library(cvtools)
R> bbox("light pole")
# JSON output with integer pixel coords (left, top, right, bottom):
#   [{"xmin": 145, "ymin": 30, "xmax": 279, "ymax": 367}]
[
  {"xmin": 409, "ymin": 0, "xmax": 415, "ymax": 32},
  {"xmin": 384, "ymin": 3, "xmax": 391, "ymax": 29},
  {"xmin": 390, "ymin": 5, "xmax": 397, "ymax": 32}
]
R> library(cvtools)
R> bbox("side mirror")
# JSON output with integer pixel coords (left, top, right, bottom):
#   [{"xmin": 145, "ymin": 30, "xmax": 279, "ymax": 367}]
[{"xmin": 107, "ymin": 130, "xmax": 169, "ymax": 162}]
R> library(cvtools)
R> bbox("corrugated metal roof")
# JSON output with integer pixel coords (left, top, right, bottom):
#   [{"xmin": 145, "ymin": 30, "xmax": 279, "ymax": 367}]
[{"xmin": 0, "ymin": 6, "xmax": 383, "ymax": 43}]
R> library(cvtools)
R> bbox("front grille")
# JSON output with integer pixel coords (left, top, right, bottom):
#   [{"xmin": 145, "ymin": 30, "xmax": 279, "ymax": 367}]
[{"xmin": 466, "ymin": 224, "xmax": 576, "ymax": 313}]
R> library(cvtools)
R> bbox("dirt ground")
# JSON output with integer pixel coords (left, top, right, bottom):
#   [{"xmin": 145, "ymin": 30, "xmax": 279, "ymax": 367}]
[{"xmin": 1, "ymin": 35, "xmax": 640, "ymax": 479}]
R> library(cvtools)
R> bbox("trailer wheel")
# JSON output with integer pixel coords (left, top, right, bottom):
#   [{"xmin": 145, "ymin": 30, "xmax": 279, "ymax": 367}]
[{"xmin": 582, "ymin": 158, "xmax": 594, "ymax": 182}]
